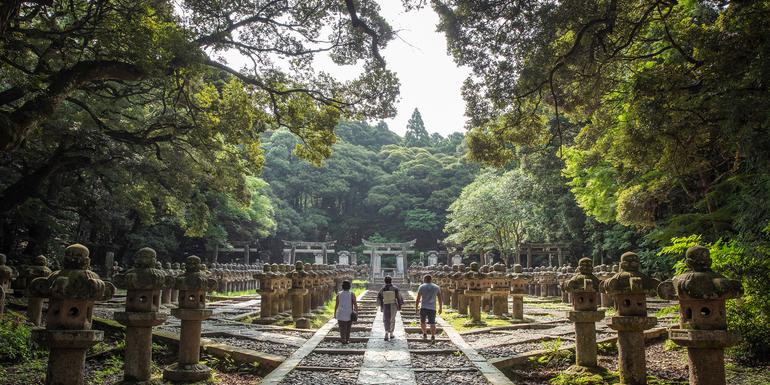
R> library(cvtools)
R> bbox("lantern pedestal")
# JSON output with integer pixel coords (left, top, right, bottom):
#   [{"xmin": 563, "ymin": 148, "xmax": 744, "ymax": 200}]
[
  {"xmin": 607, "ymin": 316, "xmax": 657, "ymax": 385},
  {"xmin": 33, "ymin": 329, "xmax": 103, "ymax": 385},
  {"xmin": 27, "ymin": 297, "xmax": 45, "ymax": 325},
  {"xmin": 115, "ymin": 311, "xmax": 168, "ymax": 383},
  {"xmin": 463, "ymin": 289, "xmax": 486, "ymax": 327},
  {"xmin": 567, "ymin": 310, "xmax": 605, "ymax": 371},
  {"xmin": 163, "ymin": 308, "xmax": 213, "ymax": 382},
  {"xmin": 668, "ymin": 327, "xmax": 740, "ymax": 385}
]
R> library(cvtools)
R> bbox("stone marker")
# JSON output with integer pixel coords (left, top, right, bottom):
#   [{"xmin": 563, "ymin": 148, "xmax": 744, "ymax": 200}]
[
  {"xmin": 113, "ymin": 247, "xmax": 174, "ymax": 384},
  {"xmin": 463, "ymin": 262, "xmax": 488, "ymax": 327},
  {"xmin": 660, "ymin": 246, "xmax": 742, "ymax": 385},
  {"xmin": 0, "ymin": 253, "xmax": 18, "ymax": 317},
  {"xmin": 563, "ymin": 258, "xmax": 605, "ymax": 372},
  {"xmin": 601, "ymin": 252, "xmax": 659, "ymax": 385},
  {"xmin": 163, "ymin": 255, "xmax": 218, "ymax": 382},
  {"xmin": 488, "ymin": 263, "xmax": 510, "ymax": 319},
  {"xmin": 24, "ymin": 255, "xmax": 52, "ymax": 325},
  {"xmin": 507, "ymin": 264, "xmax": 530, "ymax": 321},
  {"xmin": 29, "ymin": 244, "xmax": 115, "ymax": 385},
  {"xmin": 289, "ymin": 261, "xmax": 311, "ymax": 329}
]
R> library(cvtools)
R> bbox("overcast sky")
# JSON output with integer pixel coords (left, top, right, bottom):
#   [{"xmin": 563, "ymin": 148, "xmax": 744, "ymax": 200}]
[
  {"xmin": 375, "ymin": 2, "xmax": 470, "ymax": 137},
  {"xmin": 314, "ymin": 3, "xmax": 471, "ymax": 137},
  {"xmin": 220, "ymin": 3, "xmax": 470, "ymax": 137}
]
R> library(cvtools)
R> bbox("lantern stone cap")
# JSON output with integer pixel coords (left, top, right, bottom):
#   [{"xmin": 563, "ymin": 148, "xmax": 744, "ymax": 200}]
[
  {"xmin": 564, "ymin": 258, "xmax": 601, "ymax": 294},
  {"xmin": 671, "ymin": 246, "xmax": 743, "ymax": 300},
  {"xmin": 601, "ymin": 252, "xmax": 659, "ymax": 295},
  {"xmin": 24, "ymin": 255, "xmax": 52, "ymax": 279},
  {"xmin": 113, "ymin": 248, "xmax": 174, "ymax": 291},
  {"xmin": 174, "ymin": 256, "xmax": 218, "ymax": 292},
  {"xmin": 28, "ymin": 244, "xmax": 115, "ymax": 301},
  {"xmin": 0, "ymin": 253, "xmax": 17, "ymax": 280}
]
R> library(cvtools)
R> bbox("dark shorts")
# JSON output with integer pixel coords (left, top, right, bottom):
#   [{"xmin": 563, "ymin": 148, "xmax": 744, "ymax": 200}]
[{"xmin": 419, "ymin": 308, "xmax": 436, "ymax": 324}]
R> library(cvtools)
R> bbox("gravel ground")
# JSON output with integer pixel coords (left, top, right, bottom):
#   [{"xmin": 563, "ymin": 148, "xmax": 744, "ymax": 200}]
[
  {"xmin": 408, "ymin": 340, "xmax": 457, "ymax": 350},
  {"xmin": 208, "ymin": 336, "xmax": 298, "ymax": 357},
  {"xmin": 406, "ymin": 331, "xmax": 446, "ymax": 338},
  {"xmin": 599, "ymin": 340, "xmax": 688, "ymax": 382},
  {"xmin": 415, "ymin": 370, "xmax": 492, "ymax": 385},
  {"xmin": 411, "ymin": 352, "xmax": 472, "ymax": 369},
  {"xmin": 317, "ymin": 340, "xmax": 369, "ymax": 349},
  {"xmin": 477, "ymin": 342, "xmax": 549, "ymax": 359},
  {"xmin": 270, "ymin": 329, "xmax": 315, "ymax": 339},
  {"xmin": 279, "ymin": 370, "xmax": 359, "ymax": 385},
  {"xmin": 299, "ymin": 353, "xmax": 364, "ymax": 368}
]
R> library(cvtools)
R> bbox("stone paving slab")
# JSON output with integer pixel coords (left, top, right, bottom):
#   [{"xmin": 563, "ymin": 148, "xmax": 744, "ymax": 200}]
[{"xmin": 357, "ymin": 310, "xmax": 416, "ymax": 385}]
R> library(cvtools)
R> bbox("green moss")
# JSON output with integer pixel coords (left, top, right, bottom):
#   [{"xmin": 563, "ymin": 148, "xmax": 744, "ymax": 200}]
[
  {"xmin": 210, "ymin": 289, "xmax": 255, "ymax": 298},
  {"xmin": 440, "ymin": 309, "xmax": 513, "ymax": 331},
  {"xmin": 550, "ymin": 371, "xmax": 687, "ymax": 385},
  {"xmin": 655, "ymin": 304, "xmax": 680, "ymax": 318}
]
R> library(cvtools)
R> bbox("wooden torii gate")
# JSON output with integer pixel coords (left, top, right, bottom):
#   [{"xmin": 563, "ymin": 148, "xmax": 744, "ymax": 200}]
[
  {"xmin": 282, "ymin": 241, "xmax": 336, "ymax": 264},
  {"xmin": 517, "ymin": 242, "xmax": 571, "ymax": 268},
  {"xmin": 362, "ymin": 239, "xmax": 416, "ymax": 279}
]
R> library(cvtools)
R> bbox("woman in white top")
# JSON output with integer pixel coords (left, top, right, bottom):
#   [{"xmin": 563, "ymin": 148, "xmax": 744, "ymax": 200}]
[{"xmin": 334, "ymin": 280, "xmax": 359, "ymax": 344}]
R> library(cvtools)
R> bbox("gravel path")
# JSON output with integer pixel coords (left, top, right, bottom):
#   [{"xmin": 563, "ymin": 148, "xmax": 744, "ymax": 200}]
[
  {"xmin": 209, "ymin": 336, "xmax": 298, "ymax": 357},
  {"xmin": 279, "ymin": 369, "xmax": 359, "ymax": 385},
  {"xmin": 300, "ymin": 353, "xmax": 365, "ymax": 368},
  {"xmin": 415, "ymin": 370, "xmax": 492, "ymax": 385},
  {"xmin": 410, "ymin": 352, "xmax": 472, "ymax": 369}
]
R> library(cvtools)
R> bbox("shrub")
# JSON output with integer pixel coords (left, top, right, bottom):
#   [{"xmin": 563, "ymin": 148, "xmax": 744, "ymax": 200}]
[{"xmin": 0, "ymin": 312, "xmax": 44, "ymax": 362}]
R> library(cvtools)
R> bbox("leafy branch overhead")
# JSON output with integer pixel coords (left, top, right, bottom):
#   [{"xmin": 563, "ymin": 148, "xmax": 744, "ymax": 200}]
[{"xmin": 0, "ymin": 0, "xmax": 400, "ymax": 153}]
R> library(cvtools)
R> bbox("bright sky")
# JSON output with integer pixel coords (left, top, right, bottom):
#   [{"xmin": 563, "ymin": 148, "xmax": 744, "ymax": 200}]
[
  {"xmin": 313, "ymin": 3, "xmax": 471, "ymax": 137},
  {"xmin": 374, "ymin": 2, "xmax": 471, "ymax": 137},
  {"xmin": 219, "ymin": 3, "xmax": 470, "ymax": 137}
]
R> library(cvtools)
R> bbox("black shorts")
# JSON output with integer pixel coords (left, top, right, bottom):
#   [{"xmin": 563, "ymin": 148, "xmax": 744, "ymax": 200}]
[{"xmin": 419, "ymin": 308, "xmax": 436, "ymax": 324}]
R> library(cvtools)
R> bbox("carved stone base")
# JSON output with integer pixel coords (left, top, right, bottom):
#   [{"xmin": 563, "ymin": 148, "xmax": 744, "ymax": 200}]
[{"xmin": 163, "ymin": 363, "xmax": 212, "ymax": 382}]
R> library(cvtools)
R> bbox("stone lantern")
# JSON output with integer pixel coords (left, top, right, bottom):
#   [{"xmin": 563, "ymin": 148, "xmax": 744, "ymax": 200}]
[
  {"xmin": 161, "ymin": 262, "xmax": 174, "ymax": 305},
  {"xmin": 29, "ymin": 244, "xmax": 115, "ymax": 385},
  {"xmin": 439, "ymin": 265, "xmax": 452, "ymax": 307},
  {"xmin": 24, "ymin": 255, "xmax": 52, "ymax": 325},
  {"xmin": 0, "ymin": 253, "xmax": 18, "ymax": 317},
  {"xmin": 112, "ymin": 247, "xmax": 173, "ymax": 383},
  {"xmin": 463, "ymin": 262, "xmax": 487, "ymax": 327},
  {"xmin": 507, "ymin": 264, "xmax": 530, "ymax": 321},
  {"xmin": 488, "ymin": 263, "xmax": 510, "ymax": 319},
  {"xmin": 254, "ymin": 264, "xmax": 276, "ymax": 323},
  {"xmin": 171, "ymin": 262, "xmax": 182, "ymax": 303},
  {"xmin": 289, "ymin": 262, "xmax": 311, "ymax": 329},
  {"xmin": 304, "ymin": 263, "xmax": 317, "ymax": 316},
  {"xmin": 454, "ymin": 263, "xmax": 468, "ymax": 316},
  {"xmin": 447, "ymin": 264, "xmax": 460, "ymax": 309},
  {"xmin": 163, "ymin": 255, "xmax": 218, "ymax": 382},
  {"xmin": 660, "ymin": 246, "xmax": 742, "ymax": 385},
  {"xmin": 563, "ymin": 258, "xmax": 605, "ymax": 372},
  {"xmin": 601, "ymin": 252, "xmax": 659, "ymax": 385}
]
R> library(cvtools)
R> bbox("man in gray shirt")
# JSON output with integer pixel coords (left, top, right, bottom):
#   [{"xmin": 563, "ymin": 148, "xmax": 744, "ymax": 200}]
[{"xmin": 415, "ymin": 274, "xmax": 442, "ymax": 340}]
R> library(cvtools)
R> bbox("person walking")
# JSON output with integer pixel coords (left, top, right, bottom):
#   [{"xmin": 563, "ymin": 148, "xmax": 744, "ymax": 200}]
[
  {"xmin": 415, "ymin": 274, "xmax": 442, "ymax": 341},
  {"xmin": 334, "ymin": 280, "xmax": 359, "ymax": 344},
  {"xmin": 377, "ymin": 276, "xmax": 403, "ymax": 341}
]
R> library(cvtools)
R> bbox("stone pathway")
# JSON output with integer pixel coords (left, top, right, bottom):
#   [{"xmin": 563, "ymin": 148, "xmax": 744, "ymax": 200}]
[
  {"xmin": 261, "ymin": 290, "xmax": 514, "ymax": 385},
  {"xmin": 357, "ymin": 309, "xmax": 415, "ymax": 385}
]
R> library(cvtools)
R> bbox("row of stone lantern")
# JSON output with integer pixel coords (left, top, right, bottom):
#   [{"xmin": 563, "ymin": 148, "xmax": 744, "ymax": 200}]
[
  {"xmin": 411, "ymin": 249, "xmax": 742, "ymax": 385},
  {"xmin": 254, "ymin": 262, "xmax": 354, "ymax": 328},
  {"xmin": 209, "ymin": 262, "xmax": 262, "ymax": 293},
  {"xmin": 560, "ymin": 249, "xmax": 742, "ymax": 385},
  {"xmin": 20, "ymin": 244, "xmax": 219, "ymax": 385}
]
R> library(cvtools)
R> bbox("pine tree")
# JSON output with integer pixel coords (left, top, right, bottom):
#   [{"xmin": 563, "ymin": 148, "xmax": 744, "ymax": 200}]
[{"xmin": 404, "ymin": 108, "xmax": 430, "ymax": 147}]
